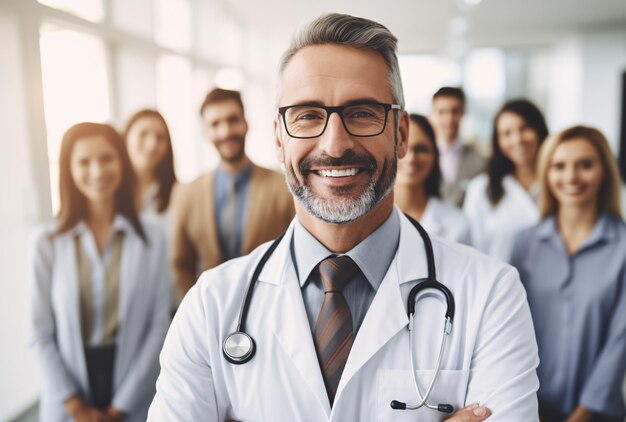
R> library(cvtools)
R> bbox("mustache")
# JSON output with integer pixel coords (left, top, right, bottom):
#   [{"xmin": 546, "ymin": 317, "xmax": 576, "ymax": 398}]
[
  {"xmin": 299, "ymin": 150, "xmax": 377, "ymax": 174},
  {"xmin": 216, "ymin": 135, "xmax": 245, "ymax": 144}
]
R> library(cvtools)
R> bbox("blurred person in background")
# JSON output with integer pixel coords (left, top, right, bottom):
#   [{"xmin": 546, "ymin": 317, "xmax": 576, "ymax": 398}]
[
  {"xmin": 463, "ymin": 99, "xmax": 548, "ymax": 262},
  {"xmin": 124, "ymin": 109, "xmax": 178, "ymax": 312},
  {"xmin": 511, "ymin": 126, "xmax": 626, "ymax": 422},
  {"xmin": 395, "ymin": 113, "xmax": 471, "ymax": 244},
  {"xmin": 124, "ymin": 109, "xmax": 177, "ymax": 229},
  {"xmin": 28, "ymin": 122, "xmax": 171, "ymax": 421},
  {"xmin": 169, "ymin": 88, "xmax": 294, "ymax": 300},
  {"xmin": 430, "ymin": 87, "xmax": 486, "ymax": 207}
]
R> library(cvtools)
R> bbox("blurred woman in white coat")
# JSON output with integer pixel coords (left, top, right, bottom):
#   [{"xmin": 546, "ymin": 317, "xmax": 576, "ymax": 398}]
[
  {"xmin": 463, "ymin": 99, "xmax": 548, "ymax": 261},
  {"xmin": 395, "ymin": 114, "xmax": 471, "ymax": 244},
  {"xmin": 28, "ymin": 122, "xmax": 171, "ymax": 421}
]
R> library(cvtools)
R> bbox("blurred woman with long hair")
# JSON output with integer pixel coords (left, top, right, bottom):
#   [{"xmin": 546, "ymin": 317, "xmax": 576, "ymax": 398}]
[
  {"xmin": 123, "ymin": 109, "xmax": 177, "ymax": 225},
  {"xmin": 395, "ymin": 114, "xmax": 471, "ymax": 244},
  {"xmin": 463, "ymin": 99, "xmax": 549, "ymax": 261},
  {"xmin": 511, "ymin": 126, "xmax": 626, "ymax": 422},
  {"xmin": 28, "ymin": 122, "xmax": 170, "ymax": 421}
]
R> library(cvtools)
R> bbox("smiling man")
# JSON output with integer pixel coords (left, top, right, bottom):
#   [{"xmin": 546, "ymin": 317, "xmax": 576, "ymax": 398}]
[
  {"xmin": 430, "ymin": 87, "xmax": 486, "ymax": 207},
  {"xmin": 150, "ymin": 14, "xmax": 539, "ymax": 422},
  {"xmin": 169, "ymin": 88, "xmax": 294, "ymax": 299}
]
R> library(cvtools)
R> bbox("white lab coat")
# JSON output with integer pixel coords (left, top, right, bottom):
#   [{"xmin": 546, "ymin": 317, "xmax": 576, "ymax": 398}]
[
  {"xmin": 28, "ymin": 215, "xmax": 171, "ymax": 422},
  {"xmin": 620, "ymin": 184, "xmax": 626, "ymax": 220},
  {"xmin": 420, "ymin": 197, "xmax": 472, "ymax": 245},
  {"xmin": 149, "ymin": 209, "xmax": 539, "ymax": 421},
  {"xmin": 463, "ymin": 174, "xmax": 539, "ymax": 262}
]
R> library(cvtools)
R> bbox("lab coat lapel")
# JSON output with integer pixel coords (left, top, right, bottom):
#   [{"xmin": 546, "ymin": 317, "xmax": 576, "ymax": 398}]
[
  {"xmin": 59, "ymin": 229, "xmax": 89, "ymax": 391},
  {"xmin": 421, "ymin": 198, "xmax": 441, "ymax": 234},
  {"xmin": 336, "ymin": 211, "xmax": 427, "ymax": 401},
  {"xmin": 62, "ymin": 233, "xmax": 82, "ymax": 340},
  {"xmin": 335, "ymin": 258, "xmax": 408, "ymax": 400},
  {"xmin": 118, "ymin": 229, "xmax": 141, "ymax": 324},
  {"xmin": 504, "ymin": 175, "xmax": 538, "ymax": 215},
  {"xmin": 258, "ymin": 222, "xmax": 331, "ymax": 416}
]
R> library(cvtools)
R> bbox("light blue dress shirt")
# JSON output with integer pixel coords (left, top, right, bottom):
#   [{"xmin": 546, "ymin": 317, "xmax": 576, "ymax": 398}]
[
  {"xmin": 215, "ymin": 164, "xmax": 253, "ymax": 259},
  {"xmin": 291, "ymin": 210, "xmax": 400, "ymax": 334},
  {"xmin": 510, "ymin": 214, "xmax": 626, "ymax": 418}
]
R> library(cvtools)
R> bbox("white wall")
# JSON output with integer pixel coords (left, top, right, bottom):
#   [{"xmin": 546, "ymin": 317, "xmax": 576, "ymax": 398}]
[
  {"xmin": 545, "ymin": 35, "xmax": 585, "ymax": 135},
  {"xmin": 0, "ymin": 10, "xmax": 44, "ymax": 420},
  {"xmin": 580, "ymin": 28, "xmax": 626, "ymax": 151},
  {"xmin": 542, "ymin": 28, "xmax": 626, "ymax": 152}
]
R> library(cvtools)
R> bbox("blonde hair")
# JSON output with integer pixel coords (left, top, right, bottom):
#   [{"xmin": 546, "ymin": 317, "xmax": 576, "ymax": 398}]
[{"xmin": 537, "ymin": 125, "xmax": 622, "ymax": 219}]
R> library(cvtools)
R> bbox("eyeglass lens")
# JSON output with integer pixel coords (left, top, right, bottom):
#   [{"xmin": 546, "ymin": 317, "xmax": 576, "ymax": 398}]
[{"xmin": 284, "ymin": 104, "xmax": 388, "ymax": 138}]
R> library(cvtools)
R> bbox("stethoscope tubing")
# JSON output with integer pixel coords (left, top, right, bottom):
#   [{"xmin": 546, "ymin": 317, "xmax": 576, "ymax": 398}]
[
  {"xmin": 406, "ymin": 312, "xmax": 453, "ymax": 410},
  {"xmin": 223, "ymin": 214, "xmax": 456, "ymax": 414}
]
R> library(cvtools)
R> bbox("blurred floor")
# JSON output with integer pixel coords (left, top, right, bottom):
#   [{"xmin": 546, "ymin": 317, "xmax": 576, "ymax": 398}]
[{"xmin": 7, "ymin": 402, "xmax": 37, "ymax": 422}]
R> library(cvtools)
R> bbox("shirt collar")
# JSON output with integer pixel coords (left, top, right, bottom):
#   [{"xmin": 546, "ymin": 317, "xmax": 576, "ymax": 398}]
[
  {"xmin": 537, "ymin": 213, "xmax": 616, "ymax": 246},
  {"xmin": 436, "ymin": 137, "xmax": 462, "ymax": 154},
  {"xmin": 291, "ymin": 209, "xmax": 400, "ymax": 291},
  {"xmin": 70, "ymin": 214, "xmax": 133, "ymax": 237},
  {"xmin": 216, "ymin": 163, "xmax": 254, "ymax": 187},
  {"xmin": 142, "ymin": 183, "xmax": 160, "ymax": 210}
]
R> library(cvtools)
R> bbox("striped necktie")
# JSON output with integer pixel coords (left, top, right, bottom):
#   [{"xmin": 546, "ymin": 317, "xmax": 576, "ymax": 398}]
[{"xmin": 313, "ymin": 255, "xmax": 359, "ymax": 405}]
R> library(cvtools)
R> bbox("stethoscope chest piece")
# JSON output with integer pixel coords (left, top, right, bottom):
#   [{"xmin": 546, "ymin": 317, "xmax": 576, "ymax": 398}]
[{"xmin": 223, "ymin": 331, "xmax": 256, "ymax": 364}]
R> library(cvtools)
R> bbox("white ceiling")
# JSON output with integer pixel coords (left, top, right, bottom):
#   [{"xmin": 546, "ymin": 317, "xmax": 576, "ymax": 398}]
[{"xmin": 228, "ymin": 0, "xmax": 626, "ymax": 54}]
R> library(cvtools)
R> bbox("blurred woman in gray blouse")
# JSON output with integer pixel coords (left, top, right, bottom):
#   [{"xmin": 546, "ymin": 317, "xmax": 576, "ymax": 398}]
[{"xmin": 510, "ymin": 126, "xmax": 626, "ymax": 422}]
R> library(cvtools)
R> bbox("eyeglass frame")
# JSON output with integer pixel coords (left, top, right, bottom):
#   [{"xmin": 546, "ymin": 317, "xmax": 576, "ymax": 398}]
[{"xmin": 276, "ymin": 102, "xmax": 403, "ymax": 139}]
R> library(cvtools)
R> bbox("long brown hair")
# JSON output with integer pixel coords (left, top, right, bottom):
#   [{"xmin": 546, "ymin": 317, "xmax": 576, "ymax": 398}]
[
  {"xmin": 123, "ymin": 109, "xmax": 177, "ymax": 213},
  {"xmin": 56, "ymin": 122, "xmax": 146, "ymax": 241},
  {"xmin": 537, "ymin": 125, "xmax": 622, "ymax": 219},
  {"xmin": 487, "ymin": 99, "xmax": 549, "ymax": 206}
]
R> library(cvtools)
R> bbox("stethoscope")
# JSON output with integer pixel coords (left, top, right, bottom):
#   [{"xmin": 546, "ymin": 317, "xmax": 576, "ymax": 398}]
[{"xmin": 222, "ymin": 215, "xmax": 455, "ymax": 414}]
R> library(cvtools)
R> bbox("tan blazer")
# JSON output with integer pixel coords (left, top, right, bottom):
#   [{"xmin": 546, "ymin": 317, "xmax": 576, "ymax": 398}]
[
  {"xmin": 441, "ymin": 144, "xmax": 487, "ymax": 207},
  {"xmin": 170, "ymin": 164, "xmax": 295, "ymax": 298}
]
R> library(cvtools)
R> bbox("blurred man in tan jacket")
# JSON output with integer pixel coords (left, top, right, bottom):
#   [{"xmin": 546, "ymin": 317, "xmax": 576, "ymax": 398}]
[{"xmin": 170, "ymin": 88, "xmax": 294, "ymax": 300}]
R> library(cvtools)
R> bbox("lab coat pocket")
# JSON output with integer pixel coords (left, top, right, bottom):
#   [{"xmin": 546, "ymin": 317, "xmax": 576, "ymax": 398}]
[{"xmin": 377, "ymin": 369, "xmax": 469, "ymax": 422}]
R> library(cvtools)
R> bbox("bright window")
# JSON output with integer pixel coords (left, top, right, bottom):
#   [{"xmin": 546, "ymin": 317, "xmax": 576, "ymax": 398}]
[
  {"xmin": 38, "ymin": 0, "xmax": 104, "ymax": 22},
  {"xmin": 116, "ymin": 47, "xmax": 157, "ymax": 121},
  {"xmin": 112, "ymin": 0, "xmax": 153, "ymax": 39},
  {"xmin": 154, "ymin": 0, "xmax": 192, "ymax": 52},
  {"xmin": 463, "ymin": 48, "xmax": 506, "ymax": 101},
  {"xmin": 39, "ymin": 24, "xmax": 111, "ymax": 212},
  {"xmin": 399, "ymin": 55, "xmax": 462, "ymax": 113},
  {"xmin": 156, "ymin": 54, "xmax": 203, "ymax": 182}
]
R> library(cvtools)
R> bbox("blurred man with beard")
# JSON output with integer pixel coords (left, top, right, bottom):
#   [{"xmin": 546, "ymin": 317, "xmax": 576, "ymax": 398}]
[{"xmin": 170, "ymin": 88, "xmax": 294, "ymax": 300}]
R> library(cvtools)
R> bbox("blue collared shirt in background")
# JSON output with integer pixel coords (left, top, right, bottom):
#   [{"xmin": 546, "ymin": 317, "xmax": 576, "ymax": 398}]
[
  {"xmin": 215, "ymin": 164, "xmax": 253, "ymax": 259},
  {"xmin": 291, "ymin": 209, "xmax": 400, "ymax": 334},
  {"xmin": 510, "ymin": 214, "xmax": 626, "ymax": 419}
]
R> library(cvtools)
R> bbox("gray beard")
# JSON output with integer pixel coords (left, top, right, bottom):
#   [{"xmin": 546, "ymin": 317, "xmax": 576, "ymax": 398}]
[{"xmin": 284, "ymin": 155, "xmax": 397, "ymax": 225}]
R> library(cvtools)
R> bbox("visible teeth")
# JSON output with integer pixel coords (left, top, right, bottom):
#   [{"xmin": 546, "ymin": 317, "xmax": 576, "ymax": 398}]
[{"xmin": 317, "ymin": 168, "xmax": 358, "ymax": 177}]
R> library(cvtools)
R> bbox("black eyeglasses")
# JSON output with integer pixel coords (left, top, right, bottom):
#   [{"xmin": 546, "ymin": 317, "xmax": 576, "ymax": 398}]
[{"xmin": 277, "ymin": 102, "xmax": 402, "ymax": 139}]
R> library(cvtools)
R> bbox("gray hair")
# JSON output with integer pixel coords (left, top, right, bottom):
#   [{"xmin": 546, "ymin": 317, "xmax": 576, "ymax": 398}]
[{"xmin": 277, "ymin": 13, "xmax": 405, "ymax": 107}]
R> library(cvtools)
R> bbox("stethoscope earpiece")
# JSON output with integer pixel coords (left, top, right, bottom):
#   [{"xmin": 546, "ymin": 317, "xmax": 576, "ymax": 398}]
[{"xmin": 223, "ymin": 331, "xmax": 256, "ymax": 365}]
